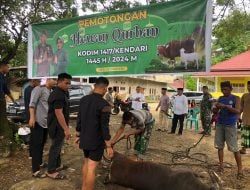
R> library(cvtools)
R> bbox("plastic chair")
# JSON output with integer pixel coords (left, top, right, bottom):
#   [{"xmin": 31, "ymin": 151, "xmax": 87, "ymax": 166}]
[{"xmin": 186, "ymin": 107, "xmax": 200, "ymax": 132}]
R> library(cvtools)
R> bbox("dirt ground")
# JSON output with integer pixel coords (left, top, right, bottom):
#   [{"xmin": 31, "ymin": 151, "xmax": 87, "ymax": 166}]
[{"xmin": 0, "ymin": 103, "xmax": 250, "ymax": 190}]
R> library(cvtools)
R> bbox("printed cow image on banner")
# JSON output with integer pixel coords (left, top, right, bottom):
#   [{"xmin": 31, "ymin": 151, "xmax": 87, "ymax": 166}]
[{"xmin": 28, "ymin": 0, "xmax": 212, "ymax": 78}]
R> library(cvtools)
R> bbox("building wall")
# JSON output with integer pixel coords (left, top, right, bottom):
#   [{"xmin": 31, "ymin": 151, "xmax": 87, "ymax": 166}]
[
  {"xmin": 217, "ymin": 77, "xmax": 250, "ymax": 93},
  {"xmin": 107, "ymin": 77, "xmax": 167, "ymax": 100},
  {"xmin": 197, "ymin": 77, "xmax": 216, "ymax": 92},
  {"xmin": 197, "ymin": 76, "xmax": 250, "ymax": 98}
]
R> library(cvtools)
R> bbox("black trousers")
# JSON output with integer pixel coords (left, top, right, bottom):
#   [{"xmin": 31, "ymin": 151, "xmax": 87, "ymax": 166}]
[
  {"xmin": 47, "ymin": 128, "xmax": 64, "ymax": 174},
  {"xmin": 31, "ymin": 123, "xmax": 48, "ymax": 173},
  {"xmin": 171, "ymin": 114, "xmax": 185, "ymax": 134}
]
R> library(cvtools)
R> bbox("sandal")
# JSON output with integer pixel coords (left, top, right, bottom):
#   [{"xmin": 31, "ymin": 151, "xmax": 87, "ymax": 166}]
[
  {"xmin": 56, "ymin": 164, "xmax": 68, "ymax": 172},
  {"xmin": 237, "ymin": 173, "xmax": 244, "ymax": 180},
  {"xmin": 47, "ymin": 172, "xmax": 66, "ymax": 180},
  {"xmin": 32, "ymin": 171, "xmax": 47, "ymax": 178}
]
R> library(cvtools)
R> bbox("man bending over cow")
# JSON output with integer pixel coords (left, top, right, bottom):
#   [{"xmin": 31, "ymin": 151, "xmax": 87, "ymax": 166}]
[{"xmin": 111, "ymin": 110, "xmax": 154, "ymax": 156}]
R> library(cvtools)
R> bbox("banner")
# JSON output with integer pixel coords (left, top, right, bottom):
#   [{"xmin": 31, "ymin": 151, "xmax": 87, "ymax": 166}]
[{"xmin": 28, "ymin": 0, "xmax": 212, "ymax": 78}]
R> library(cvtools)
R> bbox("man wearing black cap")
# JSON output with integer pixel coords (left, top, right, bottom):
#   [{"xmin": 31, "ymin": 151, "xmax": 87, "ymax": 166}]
[
  {"xmin": 155, "ymin": 87, "xmax": 170, "ymax": 132},
  {"xmin": 169, "ymin": 88, "xmax": 188, "ymax": 135}
]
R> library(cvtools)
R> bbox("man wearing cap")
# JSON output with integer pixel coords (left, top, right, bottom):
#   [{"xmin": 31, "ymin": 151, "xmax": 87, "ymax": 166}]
[
  {"xmin": 169, "ymin": 88, "xmax": 188, "ymax": 135},
  {"xmin": 155, "ymin": 87, "xmax": 170, "ymax": 132},
  {"xmin": 130, "ymin": 86, "xmax": 145, "ymax": 110}
]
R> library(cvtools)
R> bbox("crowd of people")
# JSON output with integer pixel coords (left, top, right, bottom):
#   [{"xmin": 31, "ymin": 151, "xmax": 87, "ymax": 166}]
[
  {"xmin": 1, "ymin": 61, "xmax": 250, "ymax": 189},
  {"xmin": 154, "ymin": 81, "xmax": 250, "ymax": 179}
]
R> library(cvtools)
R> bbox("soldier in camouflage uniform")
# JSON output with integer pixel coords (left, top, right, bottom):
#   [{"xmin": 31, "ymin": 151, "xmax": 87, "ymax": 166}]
[{"xmin": 200, "ymin": 86, "xmax": 212, "ymax": 135}]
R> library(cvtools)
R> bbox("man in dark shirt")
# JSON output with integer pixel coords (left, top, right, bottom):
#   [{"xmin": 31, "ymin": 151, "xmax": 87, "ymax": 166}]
[
  {"xmin": 47, "ymin": 73, "xmax": 72, "ymax": 179},
  {"xmin": 24, "ymin": 79, "xmax": 40, "ymax": 122},
  {"xmin": 75, "ymin": 77, "xmax": 113, "ymax": 190},
  {"xmin": 0, "ymin": 63, "xmax": 16, "ymax": 110}
]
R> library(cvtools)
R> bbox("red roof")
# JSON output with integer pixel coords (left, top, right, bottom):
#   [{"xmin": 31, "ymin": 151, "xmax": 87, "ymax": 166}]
[
  {"xmin": 168, "ymin": 79, "xmax": 185, "ymax": 89},
  {"xmin": 193, "ymin": 50, "xmax": 250, "ymax": 77},
  {"xmin": 211, "ymin": 50, "xmax": 250, "ymax": 71},
  {"xmin": 194, "ymin": 71, "xmax": 250, "ymax": 77}
]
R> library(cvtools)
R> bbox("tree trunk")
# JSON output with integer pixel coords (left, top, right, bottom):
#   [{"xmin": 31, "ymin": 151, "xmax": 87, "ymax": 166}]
[{"xmin": 0, "ymin": 97, "xmax": 14, "ymax": 157}]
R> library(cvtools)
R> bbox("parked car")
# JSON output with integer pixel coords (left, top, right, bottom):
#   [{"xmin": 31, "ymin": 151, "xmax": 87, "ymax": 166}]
[
  {"xmin": 69, "ymin": 84, "xmax": 93, "ymax": 113},
  {"xmin": 6, "ymin": 84, "xmax": 93, "ymax": 122},
  {"xmin": 6, "ymin": 98, "xmax": 26, "ymax": 123}
]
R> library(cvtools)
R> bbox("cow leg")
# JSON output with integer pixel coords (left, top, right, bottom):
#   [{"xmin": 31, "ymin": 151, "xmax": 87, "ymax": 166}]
[
  {"xmin": 185, "ymin": 61, "xmax": 188, "ymax": 69},
  {"xmin": 196, "ymin": 59, "xmax": 199, "ymax": 70}
]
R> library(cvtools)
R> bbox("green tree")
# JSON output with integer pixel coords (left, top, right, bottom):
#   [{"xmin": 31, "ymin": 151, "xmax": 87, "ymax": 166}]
[
  {"xmin": 0, "ymin": 0, "xmax": 78, "ymax": 157},
  {"xmin": 0, "ymin": 0, "xmax": 78, "ymax": 65},
  {"xmin": 185, "ymin": 75, "xmax": 197, "ymax": 91},
  {"xmin": 212, "ymin": 10, "xmax": 250, "ymax": 65},
  {"xmin": 81, "ymin": 0, "xmax": 166, "ymax": 12}
]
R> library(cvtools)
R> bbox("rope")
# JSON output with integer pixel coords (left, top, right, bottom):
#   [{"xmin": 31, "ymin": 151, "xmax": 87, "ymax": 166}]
[
  {"xmin": 152, "ymin": 134, "xmax": 233, "ymax": 189},
  {"xmin": 102, "ymin": 132, "xmax": 233, "ymax": 189}
]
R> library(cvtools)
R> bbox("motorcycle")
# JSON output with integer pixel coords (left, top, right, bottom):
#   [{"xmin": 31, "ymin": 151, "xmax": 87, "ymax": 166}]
[
  {"xmin": 111, "ymin": 98, "xmax": 132, "ymax": 115},
  {"xmin": 111, "ymin": 98, "xmax": 149, "ymax": 115}
]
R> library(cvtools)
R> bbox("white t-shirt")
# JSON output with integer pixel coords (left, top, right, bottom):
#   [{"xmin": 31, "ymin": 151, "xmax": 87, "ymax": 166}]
[
  {"xmin": 172, "ymin": 94, "xmax": 188, "ymax": 115},
  {"xmin": 130, "ymin": 92, "xmax": 145, "ymax": 110}
]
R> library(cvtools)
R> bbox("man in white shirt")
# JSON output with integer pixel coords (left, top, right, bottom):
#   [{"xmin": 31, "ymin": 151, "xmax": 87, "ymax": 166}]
[
  {"xmin": 130, "ymin": 86, "xmax": 145, "ymax": 110},
  {"xmin": 169, "ymin": 88, "xmax": 188, "ymax": 135}
]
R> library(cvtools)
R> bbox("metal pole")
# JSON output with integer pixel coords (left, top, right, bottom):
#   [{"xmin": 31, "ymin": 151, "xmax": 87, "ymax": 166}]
[{"xmin": 205, "ymin": 0, "xmax": 213, "ymax": 72}]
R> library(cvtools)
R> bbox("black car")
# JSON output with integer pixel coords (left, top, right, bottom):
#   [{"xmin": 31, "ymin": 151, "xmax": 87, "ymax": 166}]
[
  {"xmin": 68, "ymin": 84, "xmax": 93, "ymax": 113},
  {"xmin": 6, "ymin": 84, "xmax": 93, "ymax": 122},
  {"xmin": 6, "ymin": 98, "xmax": 26, "ymax": 122}
]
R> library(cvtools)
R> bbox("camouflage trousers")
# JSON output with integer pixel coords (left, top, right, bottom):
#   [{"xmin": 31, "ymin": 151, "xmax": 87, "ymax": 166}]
[
  {"xmin": 134, "ymin": 119, "xmax": 155, "ymax": 154},
  {"xmin": 241, "ymin": 125, "xmax": 250, "ymax": 148},
  {"xmin": 200, "ymin": 113, "xmax": 211, "ymax": 134}
]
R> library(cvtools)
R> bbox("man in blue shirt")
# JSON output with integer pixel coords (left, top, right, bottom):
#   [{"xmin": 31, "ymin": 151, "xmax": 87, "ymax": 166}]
[{"xmin": 214, "ymin": 81, "xmax": 243, "ymax": 179}]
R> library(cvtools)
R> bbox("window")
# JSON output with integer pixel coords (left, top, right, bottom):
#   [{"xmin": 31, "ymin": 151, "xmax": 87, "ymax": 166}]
[
  {"xmin": 120, "ymin": 87, "xmax": 126, "ymax": 91},
  {"xmin": 69, "ymin": 89, "xmax": 83, "ymax": 97},
  {"xmin": 232, "ymin": 83, "xmax": 245, "ymax": 93}
]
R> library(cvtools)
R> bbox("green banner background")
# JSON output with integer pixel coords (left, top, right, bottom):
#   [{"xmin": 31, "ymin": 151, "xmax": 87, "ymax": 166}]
[{"xmin": 29, "ymin": 0, "xmax": 209, "ymax": 77}]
